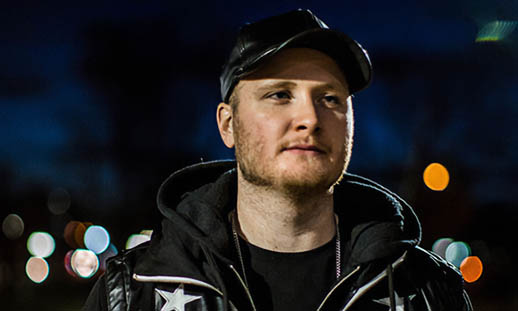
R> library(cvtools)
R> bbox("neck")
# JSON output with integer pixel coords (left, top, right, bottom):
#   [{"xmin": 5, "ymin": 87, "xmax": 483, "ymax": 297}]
[{"xmin": 235, "ymin": 173, "xmax": 336, "ymax": 253}]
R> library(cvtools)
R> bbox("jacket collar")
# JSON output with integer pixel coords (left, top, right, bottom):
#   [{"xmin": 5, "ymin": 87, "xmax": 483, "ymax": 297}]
[{"xmin": 135, "ymin": 160, "xmax": 421, "ymax": 284}]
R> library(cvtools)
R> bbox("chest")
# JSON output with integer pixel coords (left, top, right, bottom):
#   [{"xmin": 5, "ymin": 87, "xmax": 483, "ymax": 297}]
[{"xmin": 241, "ymin": 238, "xmax": 338, "ymax": 311}]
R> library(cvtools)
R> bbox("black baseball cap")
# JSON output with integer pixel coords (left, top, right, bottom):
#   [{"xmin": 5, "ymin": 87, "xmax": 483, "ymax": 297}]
[{"xmin": 219, "ymin": 9, "xmax": 372, "ymax": 102}]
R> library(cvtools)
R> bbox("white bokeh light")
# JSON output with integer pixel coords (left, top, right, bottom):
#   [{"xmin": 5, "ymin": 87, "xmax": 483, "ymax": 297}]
[
  {"xmin": 27, "ymin": 232, "xmax": 55, "ymax": 258},
  {"xmin": 71, "ymin": 249, "xmax": 99, "ymax": 278}
]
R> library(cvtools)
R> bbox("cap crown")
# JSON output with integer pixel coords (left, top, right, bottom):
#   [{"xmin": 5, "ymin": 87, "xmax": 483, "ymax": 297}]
[{"xmin": 220, "ymin": 9, "xmax": 372, "ymax": 102}]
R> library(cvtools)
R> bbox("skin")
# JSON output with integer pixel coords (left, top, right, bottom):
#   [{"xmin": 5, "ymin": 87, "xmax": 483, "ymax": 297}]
[{"xmin": 217, "ymin": 48, "xmax": 354, "ymax": 252}]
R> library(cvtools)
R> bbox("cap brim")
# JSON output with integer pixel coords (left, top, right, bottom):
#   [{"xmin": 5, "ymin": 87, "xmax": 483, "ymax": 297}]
[{"xmin": 237, "ymin": 28, "xmax": 372, "ymax": 94}]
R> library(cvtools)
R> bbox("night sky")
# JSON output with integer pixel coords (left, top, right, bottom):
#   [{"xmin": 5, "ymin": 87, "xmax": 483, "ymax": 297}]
[{"xmin": 1, "ymin": 1, "xmax": 517, "ymax": 309}]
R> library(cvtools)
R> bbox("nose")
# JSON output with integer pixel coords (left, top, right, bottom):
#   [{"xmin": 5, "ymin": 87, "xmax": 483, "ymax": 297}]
[{"xmin": 293, "ymin": 95, "xmax": 320, "ymax": 133}]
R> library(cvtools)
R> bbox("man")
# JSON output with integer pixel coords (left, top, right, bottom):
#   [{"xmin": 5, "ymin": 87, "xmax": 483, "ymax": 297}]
[{"xmin": 84, "ymin": 9, "xmax": 473, "ymax": 311}]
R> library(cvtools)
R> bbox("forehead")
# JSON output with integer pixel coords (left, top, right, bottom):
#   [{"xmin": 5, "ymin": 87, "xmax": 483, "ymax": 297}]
[{"xmin": 239, "ymin": 48, "xmax": 349, "ymax": 93}]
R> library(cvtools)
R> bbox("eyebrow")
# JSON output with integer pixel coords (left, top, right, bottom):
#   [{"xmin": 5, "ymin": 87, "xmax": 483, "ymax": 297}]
[
  {"xmin": 252, "ymin": 80, "xmax": 350, "ymax": 98},
  {"xmin": 254, "ymin": 81, "xmax": 298, "ymax": 94},
  {"xmin": 312, "ymin": 83, "xmax": 349, "ymax": 96}
]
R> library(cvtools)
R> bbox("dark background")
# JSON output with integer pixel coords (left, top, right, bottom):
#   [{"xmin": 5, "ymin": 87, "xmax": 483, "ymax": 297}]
[{"xmin": 1, "ymin": 1, "xmax": 517, "ymax": 310}]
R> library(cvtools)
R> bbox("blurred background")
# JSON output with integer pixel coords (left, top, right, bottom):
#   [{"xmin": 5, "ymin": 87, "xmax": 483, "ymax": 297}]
[{"xmin": 1, "ymin": 0, "xmax": 517, "ymax": 310}]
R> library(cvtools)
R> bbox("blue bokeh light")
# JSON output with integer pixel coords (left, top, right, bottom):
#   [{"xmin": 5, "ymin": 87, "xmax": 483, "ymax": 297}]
[{"xmin": 84, "ymin": 225, "xmax": 110, "ymax": 254}]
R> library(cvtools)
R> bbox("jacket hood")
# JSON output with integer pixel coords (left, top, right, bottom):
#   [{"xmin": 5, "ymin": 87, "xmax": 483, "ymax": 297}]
[
  {"xmin": 134, "ymin": 160, "xmax": 421, "ymax": 283},
  {"xmin": 133, "ymin": 161, "xmax": 238, "ymax": 284},
  {"xmin": 333, "ymin": 173, "xmax": 421, "ymax": 266}
]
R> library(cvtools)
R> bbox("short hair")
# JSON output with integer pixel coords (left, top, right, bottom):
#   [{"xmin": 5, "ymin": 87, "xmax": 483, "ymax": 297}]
[{"xmin": 228, "ymin": 84, "xmax": 241, "ymax": 113}]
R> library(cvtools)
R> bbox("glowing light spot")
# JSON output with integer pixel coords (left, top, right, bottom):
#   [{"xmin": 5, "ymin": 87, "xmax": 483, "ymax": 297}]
[
  {"xmin": 84, "ymin": 225, "xmax": 110, "ymax": 254},
  {"xmin": 26, "ymin": 257, "xmax": 49, "ymax": 283},
  {"xmin": 64, "ymin": 250, "xmax": 76, "ymax": 278},
  {"xmin": 71, "ymin": 249, "xmax": 99, "ymax": 278},
  {"xmin": 126, "ymin": 234, "xmax": 151, "ymax": 250},
  {"xmin": 476, "ymin": 20, "xmax": 517, "ymax": 42},
  {"xmin": 140, "ymin": 230, "xmax": 153, "ymax": 237},
  {"xmin": 2, "ymin": 214, "xmax": 24, "ymax": 240},
  {"xmin": 27, "ymin": 232, "xmax": 55, "ymax": 258},
  {"xmin": 423, "ymin": 163, "xmax": 450, "ymax": 191},
  {"xmin": 432, "ymin": 238, "xmax": 454, "ymax": 259},
  {"xmin": 64, "ymin": 221, "xmax": 92, "ymax": 249},
  {"xmin": 445, "ymin": 241, "xmax": 471, "ymax": 268},
  {"xmin": 47, "ymin": 188, "xmax": 71, "ymax": 215},
  {"xmin": 460, "ymin": 256, "xmax": 483, "ymax": 283}
]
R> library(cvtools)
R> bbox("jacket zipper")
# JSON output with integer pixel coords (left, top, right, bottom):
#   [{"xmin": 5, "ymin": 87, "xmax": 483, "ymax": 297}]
[
  {"xmin": 229, "ymin": 264, "xmax": 257, "ymax": 311},
  {"xmin": 316, "ymin": 252, "xmax": 407, "ymax": 311},
  {"xmin": 316, "ymin": 265, "xmax": 361, "ymax": 311},
  {"xmin": 342, "ymin": 252, "xmax": 407, "ymax": 310}
]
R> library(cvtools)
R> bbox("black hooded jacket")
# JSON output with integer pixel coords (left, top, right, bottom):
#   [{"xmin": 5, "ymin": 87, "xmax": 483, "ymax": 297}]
[{"xmin": 83, "ymin": 160, "xmax": 472, "ymax": 311}]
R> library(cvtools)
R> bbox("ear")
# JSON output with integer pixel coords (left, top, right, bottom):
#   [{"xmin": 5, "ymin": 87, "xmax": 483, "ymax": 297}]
[{"xmin": 216, "ymin": 102, "xmax": 235, "ymax": 148}]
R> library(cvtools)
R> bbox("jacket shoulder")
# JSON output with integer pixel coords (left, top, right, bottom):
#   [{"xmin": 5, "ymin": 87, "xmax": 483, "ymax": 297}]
[
  {"xmin": 401, "ymin": 246, "xmax": 473, "ymax": 310},
  {"xmin": 106, "ymin": 241, "xmax": 150, "ymax": 270},
  {"xmin": 82, "ymin": 243, "xmax": 151, "ymax": 311},
  {"xmin": 104, "ymin": 242, "xmax": 151, "ymax": 311},
  {"xmin": 407, "ymin": 246, "xmax": 463, "ymax": 283}
]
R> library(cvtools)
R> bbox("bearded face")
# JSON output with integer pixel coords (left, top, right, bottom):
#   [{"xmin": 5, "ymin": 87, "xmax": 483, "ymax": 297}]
[{"xmin": 229, "ymin": 48, "xmax": 354, "ymax": 196}]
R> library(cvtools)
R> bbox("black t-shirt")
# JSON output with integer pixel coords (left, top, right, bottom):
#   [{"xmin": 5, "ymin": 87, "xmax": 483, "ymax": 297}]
[{"xmin": 238, "ymin": 238, "xmax": 337, "ymax": 311}]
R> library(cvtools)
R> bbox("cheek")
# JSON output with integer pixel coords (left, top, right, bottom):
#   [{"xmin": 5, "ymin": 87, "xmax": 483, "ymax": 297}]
[
  {"xmin": 332, "ymin": 109, "xmax": 353, "ymax": 140},
  {"xmin": 250, "ymin": 111, "xmax": 283, "ymax": 141},
  {"xmin": 324, "ymin": 113, "xmax": 352, "ymax": 159},
  {"xmin": 328, "ymin": 111, "xmax": 351, "ymax": 136},
  {"xmin": 237, "ymin": 114, "xmax": 277, "ymax": 155}
]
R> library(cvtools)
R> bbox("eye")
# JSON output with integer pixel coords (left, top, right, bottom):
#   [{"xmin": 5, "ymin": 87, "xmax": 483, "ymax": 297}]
[
  {"xmin": 267, "ymin": 91, "xmax": 291, "ymax": 100},
  {"xmin": 321, "ymin": 95, "xmax": 341, "ymax": 107}
]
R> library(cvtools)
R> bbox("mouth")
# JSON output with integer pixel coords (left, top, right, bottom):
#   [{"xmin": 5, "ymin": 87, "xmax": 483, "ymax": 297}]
[{"xmin": 282, "ymin": 144, "xmax": 325, "ymax": 154}]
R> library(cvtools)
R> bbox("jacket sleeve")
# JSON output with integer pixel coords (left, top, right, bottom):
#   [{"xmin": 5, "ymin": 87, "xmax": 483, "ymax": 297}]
[
  {"xmin": 419, "ymin": 271, "xmax": 473, "ymax": 310},
  {"xmin": 411, "ymin": 247, "xmax": 474, "ymax": 311},
  {"xmin": 82, "ymin": 275, "xmax": 108, "ymax": 311}
]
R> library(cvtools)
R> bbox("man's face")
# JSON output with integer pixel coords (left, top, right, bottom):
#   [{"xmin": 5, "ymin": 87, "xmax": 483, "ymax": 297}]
[{"xmin": 227, "ymin": 48, "xmax": 354, "ymax": 194}]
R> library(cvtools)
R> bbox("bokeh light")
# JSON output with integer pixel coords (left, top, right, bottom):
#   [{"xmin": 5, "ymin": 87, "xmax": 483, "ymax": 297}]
[
  {"xmin": 64, "ymin": 221, "xmax": 91, "ymax": 249},
  {"xmin": 2, "ymin": 214, "xmax": 24, "ymax": 240},
  {"xmin": 71, "ymin": 249, "xmax": 99, "ymax": 278},
  {"xmin": 27, "ymin": 232, "xmax": 55, "ymax": 258},
  {"xmin": 84, "ymin": 225, "xmax": 110, "ymax": 254},
  {"xmin": 26, "ymin": 257, "xmax": 49, "ymax": 283},
  {"xmin": 461, "ymin": 256, "xmax": 483, "ymax": 283},
  {"xmin": 140, "ymin": 230, "xmax": 153, "ymax": 237},
  {"xmin": 126, "ymin": 233, "xmax": 151, "ymax": 250},
  {"xmin": 476, "ymin": 20, "xmax": 517, "ymax": 42},
  {"xmin": 47, "ymin": 188, "xmax": 71, "ymax": 215},
  {"xmin": 432, "ymin": 237, "xmax": 454, "ymax": 259},
  {"xmin": 423, "ymin": 162, "xmax": 450, "ymax": 191},
  {"xmin": 64, "ymin": 250, "xmax": 76, "ymax": 278},
  {"xmin": 445, "ymin": 241, "xmax": 471, "ymax": 268}
]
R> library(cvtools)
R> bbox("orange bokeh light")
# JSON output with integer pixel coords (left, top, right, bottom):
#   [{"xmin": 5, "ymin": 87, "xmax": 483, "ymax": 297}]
[
  {"xmin": 64, "ymin": 221, "xmax": 93, "ymax": 249},
  {"xmin": 460, "ymin": 256, "xmax": 483, "ymax": 283},
  {"xmin": 423, "ymin": 163, "xmax": 450, "ymax": 191}
]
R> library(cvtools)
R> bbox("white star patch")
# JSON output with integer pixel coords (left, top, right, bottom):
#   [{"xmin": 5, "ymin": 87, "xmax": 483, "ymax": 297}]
[
  {"xmin": 373, "ymin": 291, "xmax": 416, "ymax": 311},
  {"xmin": 155, "ymin": 284, "xmax": 202, "ymax": 311}
]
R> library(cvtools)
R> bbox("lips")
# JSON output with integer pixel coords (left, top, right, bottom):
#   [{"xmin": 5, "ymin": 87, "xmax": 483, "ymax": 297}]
[{"xmin": 282, "ymin": 144, "xmax": 325, "ymax": 153}]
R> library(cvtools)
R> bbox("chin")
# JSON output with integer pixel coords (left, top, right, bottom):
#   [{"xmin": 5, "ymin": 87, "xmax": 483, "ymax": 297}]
[
  {"xmin": 237, "ymin": 152, "xmax": 348, "ymax": 194},
  {"xmin": 273, "ymin": 166, "xmax": 342, "ymax": 195}
]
